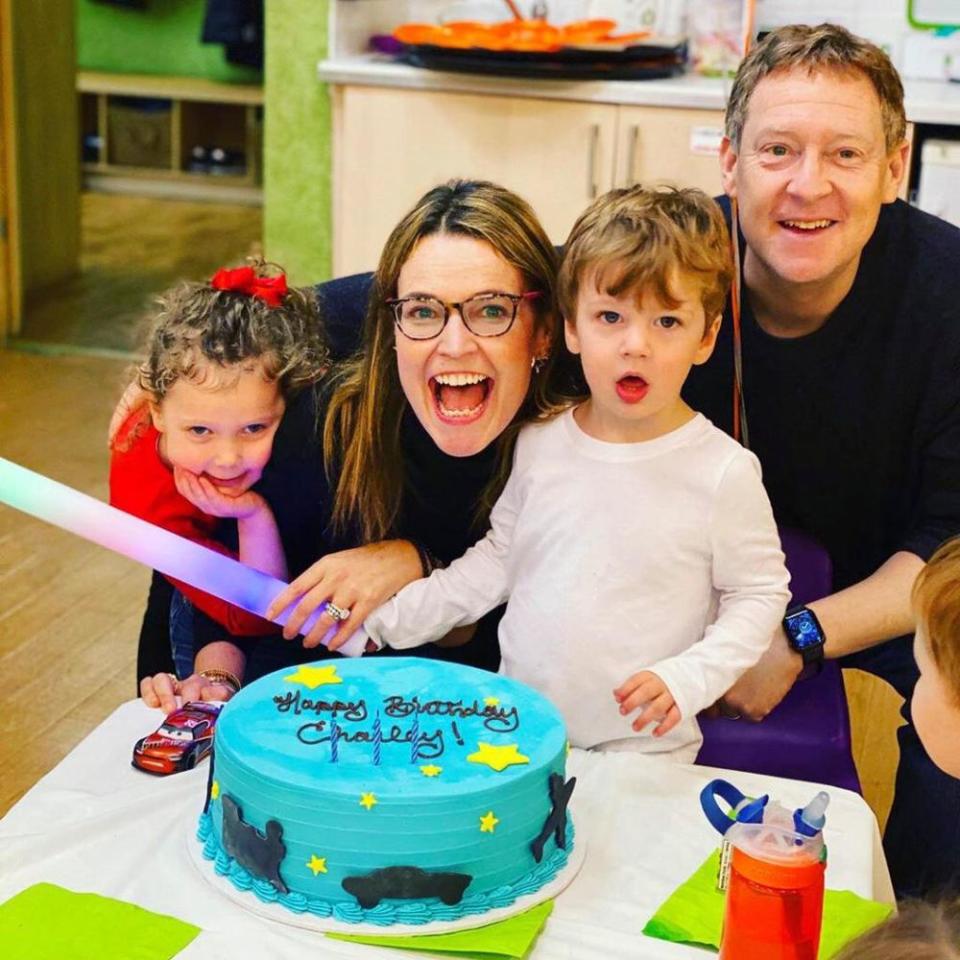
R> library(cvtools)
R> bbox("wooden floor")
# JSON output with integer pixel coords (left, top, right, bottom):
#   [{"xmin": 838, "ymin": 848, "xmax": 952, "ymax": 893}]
[
  {"xmin": 0, "ymin": 348, "xmax": 906, "ymax": 826},
  {"xmin": 16, "ymin": 192, "xmax": 262, "ymax": 353},
  {"xmin": 0, "ymin": 350, "xmax": 147, "ymax": 813}
]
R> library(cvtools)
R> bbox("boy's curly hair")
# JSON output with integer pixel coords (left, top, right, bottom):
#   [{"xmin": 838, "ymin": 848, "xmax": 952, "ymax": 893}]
[{"xmin": 137, "ymin": 263, "xmax": 328, "ymax": 401}]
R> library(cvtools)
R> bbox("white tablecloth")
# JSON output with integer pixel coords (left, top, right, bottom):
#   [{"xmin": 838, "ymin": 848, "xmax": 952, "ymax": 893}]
[{"xmin": 0, "ymin": 699, "xmax": 893, "ymax": 959}]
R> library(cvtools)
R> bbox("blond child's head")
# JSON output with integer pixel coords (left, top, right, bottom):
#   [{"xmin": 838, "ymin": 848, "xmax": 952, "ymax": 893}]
[
  {"xmin": 835, "ymin": 899, "xmax": 960, "ymax": 960},
  {"xmin": 557, "ymin": 186, "xmax": 732, "ymax": 443},
  {"xmin": 911, "ymin": 537, "xmax": 960, "ymax": 778},
  {"xmin": 135, "ymin": 262, "xmax": 328, "ymax": 498}
]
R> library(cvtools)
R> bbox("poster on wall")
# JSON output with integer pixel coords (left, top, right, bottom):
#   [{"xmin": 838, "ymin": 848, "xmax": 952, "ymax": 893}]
[{"xmin": 908, "ymin": 0, "xmax": 960, "ymax": 28}]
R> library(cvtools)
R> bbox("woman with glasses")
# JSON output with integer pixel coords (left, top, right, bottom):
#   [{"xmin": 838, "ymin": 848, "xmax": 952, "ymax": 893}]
[{"xmin": 141, "ymin": 180, "xmax": 571, "ymax": 711}]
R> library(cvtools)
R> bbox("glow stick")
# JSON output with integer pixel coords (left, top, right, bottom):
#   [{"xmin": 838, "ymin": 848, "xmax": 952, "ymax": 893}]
[{"xmin": 0, "ymin": 456, "xmax": 365, "ymax": 657}]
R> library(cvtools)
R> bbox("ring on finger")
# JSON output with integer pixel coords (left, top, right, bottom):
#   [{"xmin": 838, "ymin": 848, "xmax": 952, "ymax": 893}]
[
  {"xmin": 719, "ymin": 704, "xmax": 742, "ymax": 720},
  {"xmin": 323, "ymin": 601, "xmax": 350, "ymax": 623},
  {"xmin": 165, "ymin": 672, "xmax": 180, "ymax": 690}
]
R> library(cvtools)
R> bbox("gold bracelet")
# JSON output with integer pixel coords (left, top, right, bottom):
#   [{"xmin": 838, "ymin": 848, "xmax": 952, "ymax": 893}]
[{"xmin": 198, "ymin": 668, "xmax": 241, "ymax": 694}]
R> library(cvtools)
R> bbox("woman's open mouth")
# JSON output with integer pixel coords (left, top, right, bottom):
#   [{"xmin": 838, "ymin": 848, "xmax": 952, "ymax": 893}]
[{"xmin": 430, "ymin": 373, "xmax": 492, "ymax": 424}]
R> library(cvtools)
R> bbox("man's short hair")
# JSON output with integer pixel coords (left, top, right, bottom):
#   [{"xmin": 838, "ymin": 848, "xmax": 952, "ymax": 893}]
[
  {"xmin": 725, "ymin": 23, "xmax": 907, "ymax": 152},
  {"xmin": 557, "ymin": 185, "xmax": 732, "ymax": 325},
  {"xmin": 913, "ymin": 538, "xmax": 960, "ymax": 705}
]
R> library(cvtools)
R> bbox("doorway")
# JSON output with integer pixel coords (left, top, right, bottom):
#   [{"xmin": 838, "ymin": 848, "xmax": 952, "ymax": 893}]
[{"xmin": 7, "ymin": 0, "xmax": 263, "ymax": 356}]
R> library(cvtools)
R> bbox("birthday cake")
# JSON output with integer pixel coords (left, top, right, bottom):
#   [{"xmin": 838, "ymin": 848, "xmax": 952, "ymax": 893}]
[{"xmin": 196, "ymin": 657, "xmax": 576, "ymax": 927}]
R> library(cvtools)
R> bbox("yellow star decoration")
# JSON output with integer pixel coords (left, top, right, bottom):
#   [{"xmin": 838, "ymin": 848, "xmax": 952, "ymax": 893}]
[
  {"xmin": 359, "ymin": 792, "xmax": 378, "ymax": 810},
  {"xmin": 467, "ymin": 742, "xmax": 530, "ymax": 773},
  {"xmin": 420, "ymin": 764, "xmax": 443, "ymax": 777},
  {"xmin": 479, "ymin": 811, "xmax": 499, "ymax": 833},
  {"xmin": 283, "ymin": 664, "xmax": 343, "ymax": 689},
  {"xmin": 210, "ymin": 780, "xmax": 220, "ymax": 800},
  {"xmin": 483, "ymin": 696, "xmax": 500, "ymax": 707},
  {"xmin": 306, "ymin": 854, "xmax": 328, "ymax": 876}
]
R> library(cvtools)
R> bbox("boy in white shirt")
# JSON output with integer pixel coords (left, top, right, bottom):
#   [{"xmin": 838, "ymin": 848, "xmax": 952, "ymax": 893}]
[{"xmin": 337, "ymin": 186, "xmax": 790, "ymax": 762}]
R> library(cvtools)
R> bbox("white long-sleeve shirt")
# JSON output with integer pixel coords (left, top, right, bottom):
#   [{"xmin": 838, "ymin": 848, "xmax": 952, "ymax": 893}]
[{"xmin": 365, "ymin": 410, "xmax": 790, "ymax": 762}]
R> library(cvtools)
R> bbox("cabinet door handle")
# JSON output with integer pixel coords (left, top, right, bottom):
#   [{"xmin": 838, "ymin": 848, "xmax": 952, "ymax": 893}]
[
  {"xmin": 587, "ymin": 123, "xmax": 600, "ymax": 199},
  {"xmin": 626, "ymin": 124, "xmax": 640, "ymax": 187}
]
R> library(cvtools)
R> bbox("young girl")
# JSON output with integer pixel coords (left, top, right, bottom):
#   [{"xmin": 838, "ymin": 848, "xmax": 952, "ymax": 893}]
[
  {"xmin": 110, "ymin": 262, "xmax": 328, "ymax": 695},
  {"xmin": 345, "ymin": 186, "xmax": 790, "ymax": 762}
]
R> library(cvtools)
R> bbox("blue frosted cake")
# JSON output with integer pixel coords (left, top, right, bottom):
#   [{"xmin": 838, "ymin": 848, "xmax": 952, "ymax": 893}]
[{"xmin": 197, "ymin": 657, "xmax": 575, "ymax": 926}]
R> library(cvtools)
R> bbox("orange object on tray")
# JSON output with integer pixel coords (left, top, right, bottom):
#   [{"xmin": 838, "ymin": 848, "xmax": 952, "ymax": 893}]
[{"xmin": 392, "ymin": 17, "xmax": 639, "ymax": 53}]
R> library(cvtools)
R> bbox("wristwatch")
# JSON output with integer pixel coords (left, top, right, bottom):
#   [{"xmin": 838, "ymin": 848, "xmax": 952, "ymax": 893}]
[{"xmin": 782, "ymin": 605, "xmax": 826, "ymax": 677}]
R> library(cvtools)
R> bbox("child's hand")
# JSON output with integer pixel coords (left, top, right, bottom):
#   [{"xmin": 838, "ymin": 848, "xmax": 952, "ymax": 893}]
[
  {"xmin": 613, "ymin": 670, "xmax": 681, "ymax": 737},
  {"xmin": 174, "ymin": 466, "xmax": 265, "ymax": 520},
  {"xmin": 139, "ymin": 671, "xmax": 237, "ymax": 714}
]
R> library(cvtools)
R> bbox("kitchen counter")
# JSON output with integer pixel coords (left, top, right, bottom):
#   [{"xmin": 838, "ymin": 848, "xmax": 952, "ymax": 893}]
[{"xmin": 318, "ymin": 55, "xmax": 960, "ymax": 125}]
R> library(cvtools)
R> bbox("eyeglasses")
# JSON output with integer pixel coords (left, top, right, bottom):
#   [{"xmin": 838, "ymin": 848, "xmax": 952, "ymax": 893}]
[{"xmin": 386, "ymin": 291, "xmax": 540, "ymax": 341}]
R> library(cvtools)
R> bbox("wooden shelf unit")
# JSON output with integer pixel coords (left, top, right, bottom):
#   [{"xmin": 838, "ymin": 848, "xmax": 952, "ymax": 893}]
[{"xmin": 78, "ymin": 71, "xmax": 264, "ymax": 205}]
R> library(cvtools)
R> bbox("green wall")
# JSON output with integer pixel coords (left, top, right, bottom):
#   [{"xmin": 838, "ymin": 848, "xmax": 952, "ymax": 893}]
[
  {"xmin": 263, "ymin": 1, "xmax": 331, "ymax": 284},
  {"xmin": 77, "ymin": 0, "xmax": 261, "ymax": 83}
]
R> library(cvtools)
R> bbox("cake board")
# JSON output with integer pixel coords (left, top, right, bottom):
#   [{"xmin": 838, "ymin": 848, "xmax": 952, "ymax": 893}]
[{"xmin": 185, "ymin": 815, "xmax": 586, "ymax": 937}]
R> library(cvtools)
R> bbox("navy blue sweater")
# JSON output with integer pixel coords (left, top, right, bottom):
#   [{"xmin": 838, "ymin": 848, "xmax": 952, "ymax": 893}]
[{"xmin": 684, "ymin": 198, "xmax": 960, "ymax": 591}]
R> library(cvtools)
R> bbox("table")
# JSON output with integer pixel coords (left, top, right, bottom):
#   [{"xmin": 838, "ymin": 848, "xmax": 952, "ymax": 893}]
[{"xmin": 0, "ymin": 700, "xmax": 893, "ymax": 959}]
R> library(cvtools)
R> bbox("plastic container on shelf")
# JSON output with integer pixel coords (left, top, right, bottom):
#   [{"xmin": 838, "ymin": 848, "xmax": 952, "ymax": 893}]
[
  {"xmin": 916, "ymin": 139, "xmax": 960, "ymax": 228},
  {"xmin": 688, "ymin": 0, "xmax": 743, "ymax": 76}
]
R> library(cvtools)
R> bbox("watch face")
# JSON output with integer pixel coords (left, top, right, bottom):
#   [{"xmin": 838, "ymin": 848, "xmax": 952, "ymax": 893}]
[{"xmin": 785, "ymin": 609, "xmax": 824, "ymax": 650}]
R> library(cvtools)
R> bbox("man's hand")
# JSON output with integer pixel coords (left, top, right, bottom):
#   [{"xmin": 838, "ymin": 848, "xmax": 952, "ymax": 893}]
[
  {"xmin": 720, "ymin": 628, "xmax": 803, "ymax": 721},
  {"xmin": 613, "ymin": 670, "xmax": 681, "ymax": 737}
]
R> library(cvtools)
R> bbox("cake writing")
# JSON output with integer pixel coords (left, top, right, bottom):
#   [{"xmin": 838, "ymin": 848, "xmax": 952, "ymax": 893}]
[
  {"xmin": 382, "ymin": 696, "xmax": 520, "ymax": 733},
  {"xmin": 272, "ymin": 691, "xmax": 519, "ymax": 764},
  {"xmin": 273, "ymin": 691, "xmax": 367, "ymax": 721},
  {"xmin": 295, "ymin": 719, "xmax": 445, "ymax": 760}
]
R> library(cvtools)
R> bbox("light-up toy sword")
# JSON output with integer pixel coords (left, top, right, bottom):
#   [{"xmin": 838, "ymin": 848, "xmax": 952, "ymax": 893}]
[{"xmin": 0, "ymin": 456, "xmax": 366, "ymax": 657}]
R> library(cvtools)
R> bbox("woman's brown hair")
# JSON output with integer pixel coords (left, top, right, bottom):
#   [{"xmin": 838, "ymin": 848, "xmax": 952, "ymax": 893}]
[{"xmin": 323, "ymin": 179, "xmax": 566, "ymax": 543}]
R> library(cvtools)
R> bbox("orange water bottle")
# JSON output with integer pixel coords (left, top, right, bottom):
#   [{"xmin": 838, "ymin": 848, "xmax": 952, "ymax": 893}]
[{"xmin": 702, "ymin": 781, "xmax": 828, "ymax": 960}]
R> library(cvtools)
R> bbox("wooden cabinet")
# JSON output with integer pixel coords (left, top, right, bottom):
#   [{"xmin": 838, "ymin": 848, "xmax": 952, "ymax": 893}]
[
  {"xmin": 331, "ymin": 86, "xmax": 727, "ymax": 276},
  {"xmin": 78, "ymin": 72, "xmax": 263, "ymax": 205},
  {"xmin": 614, "ymin": 105, "xmax": 725, "ymax": 195}
]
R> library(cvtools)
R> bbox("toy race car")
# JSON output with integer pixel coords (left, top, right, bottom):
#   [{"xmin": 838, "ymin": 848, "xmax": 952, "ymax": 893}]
[{"xmin": 132, "ymin": 701, "xmax": 222, "ymax": 776}]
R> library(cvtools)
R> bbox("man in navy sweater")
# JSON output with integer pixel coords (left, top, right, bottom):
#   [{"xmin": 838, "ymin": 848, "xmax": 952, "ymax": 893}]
[{"xmin": 683, "ymin": 24, "xmax": 960, "ymax": 897}]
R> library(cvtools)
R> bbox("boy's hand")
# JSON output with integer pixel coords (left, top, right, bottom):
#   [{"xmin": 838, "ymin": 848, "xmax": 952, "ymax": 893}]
[
  {"xmin": 174, "ymin": 466, "xmax": 266, "ymax": 520},
  {"xmin": 613, "ymin": 670, "xmax": 681, "ymax": 737}
]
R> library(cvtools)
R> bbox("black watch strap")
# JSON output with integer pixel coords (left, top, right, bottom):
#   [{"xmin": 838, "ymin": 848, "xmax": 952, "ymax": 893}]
[{"xmin": 783, "ymin": 605, "xmax": 825, "ymax": 677}]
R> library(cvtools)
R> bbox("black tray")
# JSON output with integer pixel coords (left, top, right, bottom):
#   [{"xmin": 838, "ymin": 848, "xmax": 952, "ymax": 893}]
[{"xmin": 398, "ymin": 42, "xmax": 686, "ymax": 82}]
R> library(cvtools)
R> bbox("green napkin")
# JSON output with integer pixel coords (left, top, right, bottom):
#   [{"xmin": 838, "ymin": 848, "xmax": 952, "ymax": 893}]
[
  {"xmin": 327, "ymin": 899, "xmax": 553, "ymax": 958},
  {"xmin": 0, "ymin": 883, "xmax": 201, "ymax": 960},
  {"xmin": 643, "ymin": 850, "xmax": 894, "ymax": 960}
]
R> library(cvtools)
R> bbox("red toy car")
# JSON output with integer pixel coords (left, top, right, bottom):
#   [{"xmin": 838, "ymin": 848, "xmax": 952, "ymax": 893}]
[{"xmin": 132, "ymin": 701, "xmax": 222, "ymax": 776}]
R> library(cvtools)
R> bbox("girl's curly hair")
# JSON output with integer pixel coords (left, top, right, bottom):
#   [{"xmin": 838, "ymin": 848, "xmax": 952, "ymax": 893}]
[{"xmin": 137, "ymin": 263, "xmax": 328, "ymax": 400}]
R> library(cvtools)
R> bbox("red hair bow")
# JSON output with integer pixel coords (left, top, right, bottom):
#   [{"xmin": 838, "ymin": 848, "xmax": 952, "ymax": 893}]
[{"xmin": 210, "ymin": 266, "xmax": 288, "ymax": 307}]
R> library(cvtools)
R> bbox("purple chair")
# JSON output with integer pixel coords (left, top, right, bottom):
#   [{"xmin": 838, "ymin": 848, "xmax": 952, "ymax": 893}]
[{"xmin": 695, "ymin": 527, "xmax": 861, "ymax": 793}]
